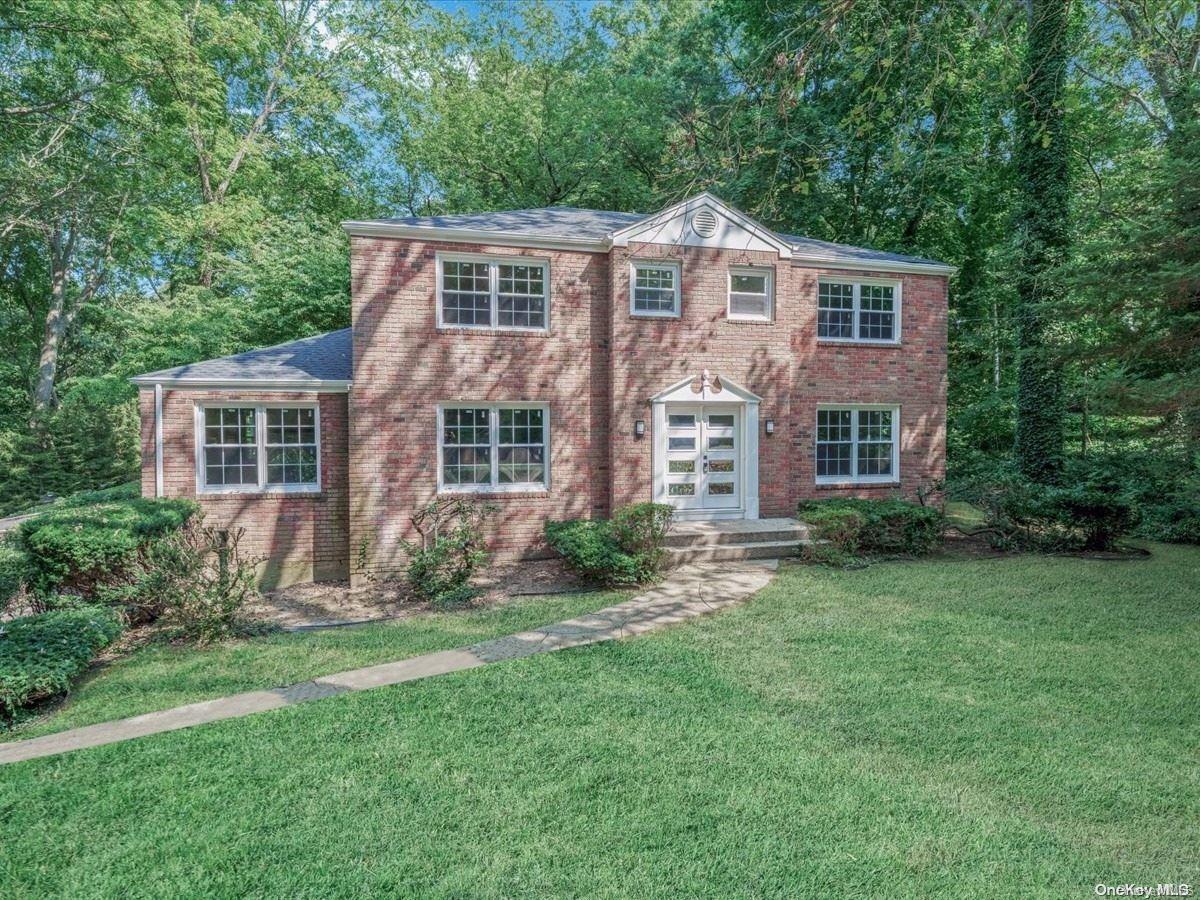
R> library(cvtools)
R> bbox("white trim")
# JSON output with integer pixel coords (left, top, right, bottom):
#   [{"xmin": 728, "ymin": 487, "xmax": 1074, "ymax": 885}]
[
  {"xmin": 154, "ymin": 383, "xmax": 163, "ymax": 498},
  {"xmin": 436, "ymin": 402, "xmax": 551, "ymax": 494},
  {"xmin": 814, "ymin": 404, "xmax": 901, "ymax": 486},
  {"xmin": 794, "ymin": 255, "xmax": 955, "ymax": 276},
  {"xmin": 817, "ymin": 276, "xmax": 903, "ymax": 345},
  {"xmin": 194, "ymin": 401, "xmax": 322, "ymax": 496},
  {"xmin": 727, "ymin": 265, "xmax": 775, "ymax": 323},
  {"xmin": 611, "ymin": 193, "xmax": 794, "ymax": 259},
  {"xmin": 435, "ymin": 251, "xmax": 551, "ymax": 334},
  {"xmin": 651, "ymin": 372, "xmax": 763, "ymax": 405},
  {"xmin": 629, "ymin": 259, "xmax": 682, "ymax": 318},
  {"xmin": 132, "ymin": 378, "xmax": 350, "ymax": 392},
  {"xmin": 343, "ymin": 221, "xmax": 610, "ymax": 253}
]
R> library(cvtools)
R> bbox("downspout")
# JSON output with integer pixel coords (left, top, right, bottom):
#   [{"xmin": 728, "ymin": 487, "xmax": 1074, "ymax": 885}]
[{"xmin": 154, "ymin": 382, "xmax": 164, "ymax": 498}]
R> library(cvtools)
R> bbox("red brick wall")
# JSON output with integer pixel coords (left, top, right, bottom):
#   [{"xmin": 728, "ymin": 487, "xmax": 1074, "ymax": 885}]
[
  {"xmin": 348, "ymin": 236, "xmax": 611, "ymax": 578},
  {"xmin": 139, "ymin": 389, "xmax": 350, "ymax": 587}
]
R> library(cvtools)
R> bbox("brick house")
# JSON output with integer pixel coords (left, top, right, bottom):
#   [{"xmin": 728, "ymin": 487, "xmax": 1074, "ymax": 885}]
[{"xmin": 132, "ymin": 194, "xmax": 952, "ymax": 587}]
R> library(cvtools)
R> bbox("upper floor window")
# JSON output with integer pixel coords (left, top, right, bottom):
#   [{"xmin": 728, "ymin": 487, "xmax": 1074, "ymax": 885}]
[
  {"xmin": 197, "ymin": 404, "xmax": 319, "ymax": 493},
  {"xmin": 817, "ymin": 279, "xmax": 900, "ymax": 343},
  {"xmin": 728, "ymin": 267, "xmax": 774, "ymax": 322},
  {"xmin": 437, "ymin": 254, "xmax": 548, "ymax": 331},
  {"xmin": 630, "ymin": 261, "xmax": 681, "ymax": 317}
]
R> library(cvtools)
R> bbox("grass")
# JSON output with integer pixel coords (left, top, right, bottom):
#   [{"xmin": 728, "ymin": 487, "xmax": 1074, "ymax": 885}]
[
  {"xmin": 2, "ymin": 589, "xmax": 629, "ymax": 740},
  {"xmin": 2, "ymin": 546, "xmax": 1199, "ymax": 897}
]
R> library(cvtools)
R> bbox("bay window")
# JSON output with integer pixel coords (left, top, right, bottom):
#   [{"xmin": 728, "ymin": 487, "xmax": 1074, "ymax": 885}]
[
  {"xmin": 815, "ymin": 406, "xmax": 899, "ymax": 484},
  {"xmin": 198, "ymin": 404, "xmax": 320, "ymax": 493},
  {"xmin": 439, "ymin": 403, "xmax": 549, "ymax": 491}
]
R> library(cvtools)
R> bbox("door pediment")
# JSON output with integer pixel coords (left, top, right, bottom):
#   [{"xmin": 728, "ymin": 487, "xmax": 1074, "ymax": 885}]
[{"xmin": 652, "ymin": 371, "xmax": 761, "ymax": 405}]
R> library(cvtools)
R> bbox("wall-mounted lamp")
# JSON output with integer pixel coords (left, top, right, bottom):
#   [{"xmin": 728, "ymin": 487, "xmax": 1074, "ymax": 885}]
[
  {"xmin": 634, "ymin": 419, "xmax": 646, "ymax": 438},
  {"xmin": 765, "ymin": 419, "xmax": 776, "ymax": 436}
]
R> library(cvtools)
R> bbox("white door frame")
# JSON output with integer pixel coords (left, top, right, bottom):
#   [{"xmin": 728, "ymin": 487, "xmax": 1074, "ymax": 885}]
[{"xmin": 651, "ymin": 372, "xmax": 760, "ymax": 520}]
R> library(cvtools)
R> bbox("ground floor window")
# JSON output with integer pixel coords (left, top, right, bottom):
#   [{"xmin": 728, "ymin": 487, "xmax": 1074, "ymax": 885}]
[
  {"xmin": 439, "ymin": 403, "xmax": 549, "ymax": 491},
  {"xmin": 198, "ymin": 404, "xmax": 319, "ymax": 492},
  {"xmin": 815, "ymin": 406, "xmax": 899, "ymax": 483}
]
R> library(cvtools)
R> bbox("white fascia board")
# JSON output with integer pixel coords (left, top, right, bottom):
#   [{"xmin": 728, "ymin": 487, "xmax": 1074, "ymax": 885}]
[
  {"xmin": 610, "ymin": 192, "xmax": 795, "ymax": 259},
  {"xmin": 791, "ymin": 255, "xmax": 956, "ymax": 276},
  {"xmin": 130, "ymin": 378, "xmax": 351, "ymax": 392},
  {"xmin": 342, "ymin": 221, "xmax": 611, "ymax": 253}
]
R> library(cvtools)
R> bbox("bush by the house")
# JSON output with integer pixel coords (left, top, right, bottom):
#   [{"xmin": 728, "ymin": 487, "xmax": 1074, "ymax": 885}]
[
  {"xmin": 12, "ymin": 495, "xmax": 197, "ymax": 599},
  {"xmin": 546, "ymin": 502, "xmax": 674, "ymax": 586},
  {"xmin": 120, "ymin": 522, "xmax": 261, "ymax": 642},
  {"xmin": 0, "ymin": 606, "xmax": 123, "ymax": 723},
  {"xmin": 799, "ymin": 506, "xmax": 868, "ymax": 566},
  {"xmin": 799, "ymin": 498, "xmax": 944, "ymax": 562},
  {"xmin": 403, "ymin": 498, "xmax": 497, "ymax": 605},
  {"xmin": 976, "ymin": 474, "xmax": 1138, "ymax": 552}
]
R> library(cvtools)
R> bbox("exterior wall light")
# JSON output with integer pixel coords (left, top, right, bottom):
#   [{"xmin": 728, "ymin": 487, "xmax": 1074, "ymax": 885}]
[
  {"xmin": 765, "ymin": 419, "xmax": 775, "ymax": 435},
  {"xmin": 634, "ymin": 419, "xmax": 646, "ymax": 438}
]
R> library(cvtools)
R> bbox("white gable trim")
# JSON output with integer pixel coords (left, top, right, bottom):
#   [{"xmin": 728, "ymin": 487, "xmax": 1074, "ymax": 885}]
[
  {"xmin": 610, "ymin": 193, "xmax": 794, "ymax": 259},
  {"xmin": 651, "ymin": 372, "xmax": 763, "ymax": 405}
]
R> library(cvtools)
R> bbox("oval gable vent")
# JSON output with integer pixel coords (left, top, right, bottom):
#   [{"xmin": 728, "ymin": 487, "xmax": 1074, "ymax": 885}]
[{"xmin": 691, "ymin": 208, "xmax": 718, "ymax": 238}]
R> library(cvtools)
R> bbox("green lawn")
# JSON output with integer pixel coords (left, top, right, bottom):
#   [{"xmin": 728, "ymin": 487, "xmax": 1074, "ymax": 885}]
[
  {"xmin": 3, "ymin": 590, "xmax": 630, "ymax": 741},
  {"xmin": 3, "ymin": 546, "xmax": 1198, "ymax": 898}
]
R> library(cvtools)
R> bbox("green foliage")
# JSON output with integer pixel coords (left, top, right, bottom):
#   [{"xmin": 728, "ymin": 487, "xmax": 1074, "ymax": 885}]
[
  {"xmin": 0, "ymin": 540, "xmax": 31, "ymax": 608},
  {"xmin": 799, "ymin": 507, "xmax": 868, "ymax": 567},
  {"xmin": 976, "ymin": 474, "xmax": 1138, "ymax": 552},
  {"xmin": 12, "ymin": 496, "xmax": 198, "ymax": 598},
  {"xmin": 0, "ymin": 605, "xmax": 122, "ymax": 723},
  {"xmin": 799, "ymin": 499, "xmax": 945, "ymax": 562},
  {"xmin": 403, "ymin": 498, "xmax": 496, "ymax": 606},
  {"xmin": 546, "ymin": 503, "xmax": 675, "ymax": 586}
]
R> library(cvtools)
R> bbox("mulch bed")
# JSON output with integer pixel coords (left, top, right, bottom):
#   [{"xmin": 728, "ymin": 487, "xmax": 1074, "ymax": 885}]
[{"xmin": 248, "ymin": 558, "xmax": 593, "ymax": 629}]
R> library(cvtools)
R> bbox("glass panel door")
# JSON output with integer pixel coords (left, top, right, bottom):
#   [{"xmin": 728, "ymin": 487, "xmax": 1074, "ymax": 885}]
[
  {"xmin": 663, "ymin": 405, "xmax": 703, "ymax": 509},
  {"xmin": 701, "ymin": 406, "xmax": 739, "ymax": 509}
]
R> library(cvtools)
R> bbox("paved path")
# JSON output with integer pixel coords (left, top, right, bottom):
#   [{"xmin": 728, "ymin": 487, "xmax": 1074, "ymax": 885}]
[{"xmin": 0, "ymin": 561, "xmax": 777, "ymax": 766}]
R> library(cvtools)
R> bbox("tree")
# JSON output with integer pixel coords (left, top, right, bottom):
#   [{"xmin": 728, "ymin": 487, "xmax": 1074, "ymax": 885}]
[{"xmin": 1013, "ymin": 0, "xmax": 1071, "ymax": 482}]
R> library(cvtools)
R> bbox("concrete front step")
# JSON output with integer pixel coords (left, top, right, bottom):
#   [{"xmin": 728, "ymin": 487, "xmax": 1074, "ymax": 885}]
[
  {"xmin": 664, "ymin": 518, "xmax": 810, "ymax": 547},
  {"xmin": 665, "ymin": 539, "xmax": 806, "ymax": 564}
]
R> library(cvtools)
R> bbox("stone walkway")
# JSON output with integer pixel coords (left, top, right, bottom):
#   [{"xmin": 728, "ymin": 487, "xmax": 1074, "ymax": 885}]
[{"xmin": 0, "ymin": 561, "xmax": 777, "ymax": 766}]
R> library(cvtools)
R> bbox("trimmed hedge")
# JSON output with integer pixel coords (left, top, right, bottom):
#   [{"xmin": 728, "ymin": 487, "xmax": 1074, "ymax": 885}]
[
  {"xmin": 546, "ymin": 502, "xmax": 674, "ymax": 586},
  {"xmin": 0, "ymin": 606, "xmax": 123, "ymax": 721},
  {"xmin": 12, "ymin": 496, "xmax": 198, "ymax": 597},
  {"xmin": 799, "ymin": 498, "xmax": 944, "ymax": 560}
]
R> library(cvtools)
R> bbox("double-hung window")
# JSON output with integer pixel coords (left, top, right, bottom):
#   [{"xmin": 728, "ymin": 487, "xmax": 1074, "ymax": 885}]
[
  {"xmin": 438, "ymin": 254, "xmax": 549, "ymax": 330},
  {"xmin": 630, "ymin": 261, "xmax": 681, "ymax": 317},
  {"xmin": 815, "ymin": 406, "xmax": 899, "ymax": 484},
  {"xmin": 817, "ymin": 280, "xmax": 900, "ymax": 343},
  {"xmin": 439, "ymin": 403, "xmax": 549, "ymax": 492},
  {"xmin": 198, "ymin": 404, "xmax": 319, "ymax": 493},
  {"xmin": 728, "ymin": 267, "xmax": 774, "ymax": 322}
]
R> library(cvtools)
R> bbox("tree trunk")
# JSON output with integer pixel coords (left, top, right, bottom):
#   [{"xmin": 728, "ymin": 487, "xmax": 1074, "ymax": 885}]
[
  {"xmin": 32, "ymin": 228, "xmax": 74, "ymax": 412},
  {"xmin": 1013, "ymin": 0, "xmax": 1070, "ymax": 483}
]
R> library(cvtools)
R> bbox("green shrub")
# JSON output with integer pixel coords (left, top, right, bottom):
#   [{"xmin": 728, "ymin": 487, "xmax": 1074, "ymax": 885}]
[
  {"xmin": 799, "ymin": 506, "xmax": 868, "ymax": 566},
  {"xmin": 13, "ymin": 496, "xmax": 197, "ymax": 597},
  {"xmin": 798, "ymin": 498, "xmax": 944, "ymax": 559},
  {"xmin": 977, "ymin": 474, "xmax": 1138, "ymax": 552},
  {"xmin": 403, "ymin": 498, "xmax": 496, "ymax": 605},
  {"xmin": 0, "ymin": 541, "xmax": 30, "ymax": 608},
  {"xmin": 1142, "ymin": 498, "xmax": 1200, "ymax": 545},
  {"xmin": 545, "ymin": 519, "xmax": 641, "ymax": 586},
  {"xmin": 546, "ymin": 503, "xmax": 674, "ymax": 586},
  {"xmin": 0, "ymin": 606, "xmax": 123, "ymax": 722}
]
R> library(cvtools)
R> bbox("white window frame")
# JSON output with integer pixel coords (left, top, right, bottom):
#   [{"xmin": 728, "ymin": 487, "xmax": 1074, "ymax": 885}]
[
  {"xmin": 814, "ymin": 404, "xmax": 900, "ymax": 485},
  {"xmin": 194, "ymin": 401, "xmax": 322, "ymax": 495},
  {"xmin": 435, "ymin": 252, "xmax": 551, "ymax": 333},
  {"xmin": 629, "ymin": 259, "xmax": 682, "ymax": 318},
  {"xmin": 437, "ymin": 402, "xmax": 551, "ymax": 494},
  {"xmin": 817, "ymin": 277, "xmax": 902, "ymax": 344},
  {"xmin": 727, "ymin": 266, "xmax": 775, "ymax": 323}
]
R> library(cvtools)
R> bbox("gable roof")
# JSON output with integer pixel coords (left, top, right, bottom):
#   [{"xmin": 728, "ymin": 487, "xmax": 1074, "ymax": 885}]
[
  {"xmin": 609, "ymin": 192, "xmax": 794, "ymax": 258},
  {"xmin": 130, "ymin": 328, "xmax": 352, "ymax": 390},
  {"xmin": 344, "ymin": 194, "xmax": 955, "ymax": 275}
]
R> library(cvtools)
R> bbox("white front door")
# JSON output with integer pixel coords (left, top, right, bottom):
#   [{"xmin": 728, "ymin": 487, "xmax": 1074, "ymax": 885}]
[{"xmin": 662, "ymin": 404, "xmax": 742, "ymax": 513}]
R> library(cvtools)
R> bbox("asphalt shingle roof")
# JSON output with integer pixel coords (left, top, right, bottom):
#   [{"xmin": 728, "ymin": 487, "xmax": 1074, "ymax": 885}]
[{"xmin": 132, "ymin": 328, "xmax": 352, "ymax": 384}]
